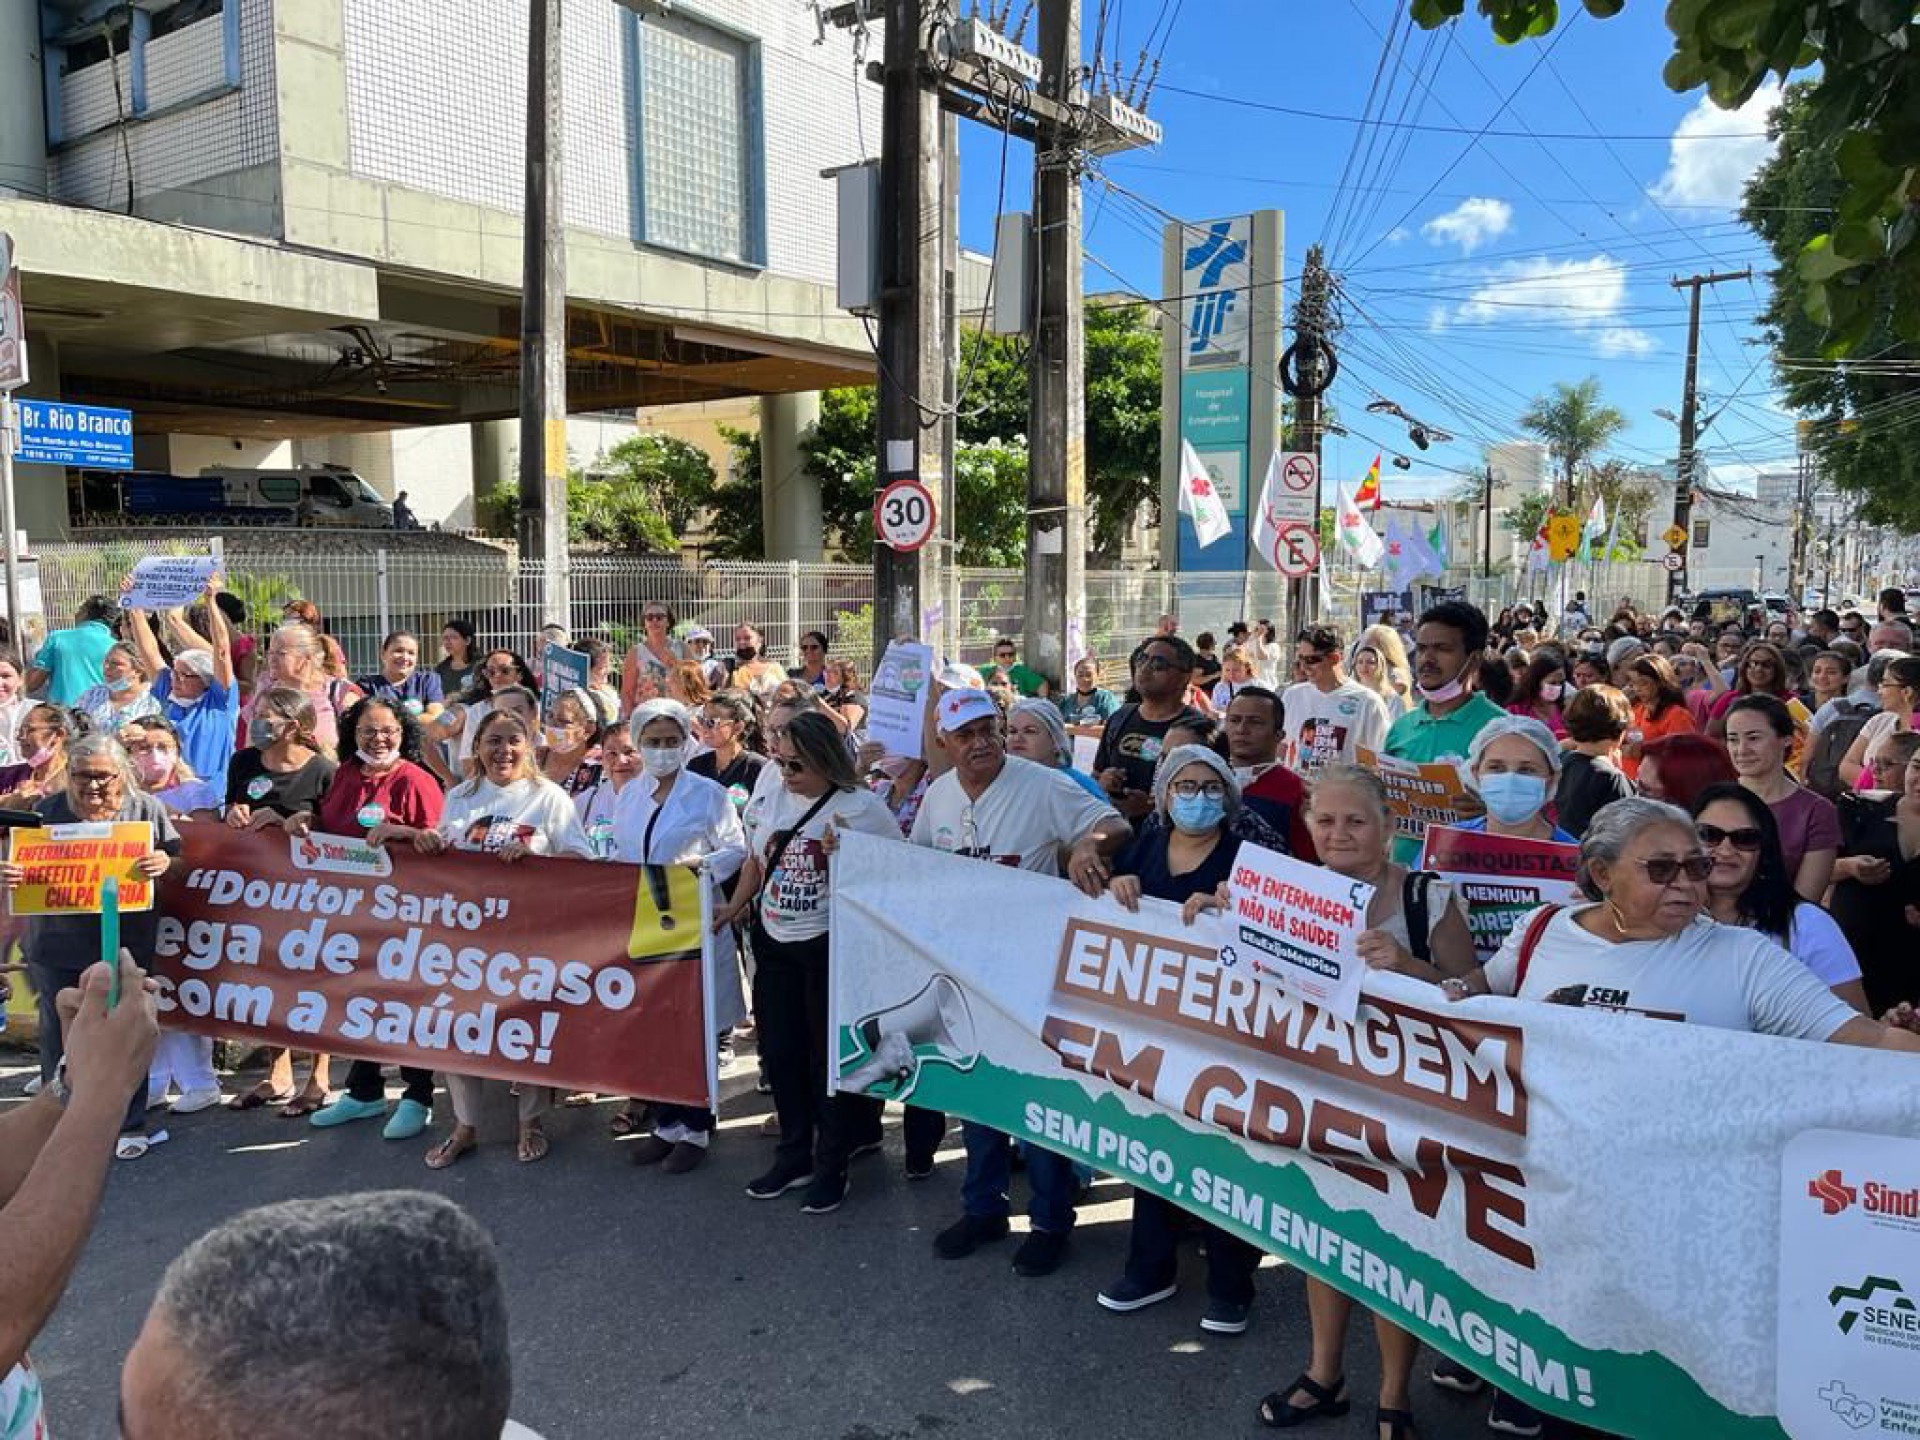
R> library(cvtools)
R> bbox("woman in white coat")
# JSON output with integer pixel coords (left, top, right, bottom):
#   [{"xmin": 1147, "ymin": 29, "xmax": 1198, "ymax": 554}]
[{"xmin": 613, "ymin": 697, "xmax": 747, "ymax": 1173}]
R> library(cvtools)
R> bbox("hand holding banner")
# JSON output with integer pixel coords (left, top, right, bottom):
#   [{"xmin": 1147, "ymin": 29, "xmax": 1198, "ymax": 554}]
[
  {"xmin": 118, "ymin": 556, "xmax": 217, "ymax": 612},
  {"xmin": 7, "ymin": 822, "xmax": 156, "ymax": 915},
  {"xmin": 1228, "ymin": 843, "xmax": 1374, "ymax": 1020},
  {"xmin": 1421, "ymin": 825, "xmax": 1580, "ymax": 965},
  {"xmin": 866, "ymin": 641, "xmax": 934, "ymax": 760}
]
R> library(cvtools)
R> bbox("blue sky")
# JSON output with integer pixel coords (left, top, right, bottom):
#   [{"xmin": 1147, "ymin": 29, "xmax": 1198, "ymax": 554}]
[{"xmin": 955, "ymin": 0, "xmax": 1797, "ymax": 500}]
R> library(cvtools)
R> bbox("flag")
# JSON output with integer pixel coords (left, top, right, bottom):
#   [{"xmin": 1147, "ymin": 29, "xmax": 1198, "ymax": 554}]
[
  {"xmin": 1427, "ymin": 517, "xmax": 1450, "ymax": 572},
  {"xmin": 1353, "ymin": 454, "xmax": 1382, "ymax": 510},
  {"xmin": 1577, "ymin": 493, "xmax": 1607, "ymax": 562},
  {"xmin": 1178, "ymin": 439, "xmax": 1232, "ymax": 548},
  {"xmin": 1249, "ymin": 451, "xmax": 1286, "ymax": 571},
  {"xmin": 1527, "ymin": 518, "xmax": 1550, "ymax": 574},
  {"xmin": 1335, "ymin": 482, "xmax": 1384, "ymax": 568},
  {"xmin": 1599, "ymin": 500, "xmax": 1621, "ymax": 563}
]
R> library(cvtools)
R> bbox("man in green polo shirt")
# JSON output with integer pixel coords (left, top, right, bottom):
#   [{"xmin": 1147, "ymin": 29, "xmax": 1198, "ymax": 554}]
[
  {"xmin": 1383, "ymin": 599, "xmax": 1504, "ymax": 863},
  {"xmin": 990, "ymin": 639, "xmax": 1050, "ymax": 699}
]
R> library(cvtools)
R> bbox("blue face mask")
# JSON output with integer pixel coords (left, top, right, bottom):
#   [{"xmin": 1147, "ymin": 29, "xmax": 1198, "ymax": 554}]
[
  {"xmin": 1169, "ymin": 793, "xmax": 1227, "ymax": 834},
  {"xmin": 1477, "ymin": 771, "xmax": 1548, "ymax": 826}
]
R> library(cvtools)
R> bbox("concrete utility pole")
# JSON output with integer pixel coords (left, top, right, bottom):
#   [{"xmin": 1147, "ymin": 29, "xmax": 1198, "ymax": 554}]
[
  {"xmin": 519, "ymin": 0, "xmax": 570, "ymax": 632},
  {"xmin": 1022, "ymin": 0, "xmax": 1086, "ymax": 690},
  {"xmin": 872, "ymin": 0, "xmax": 947, "ymax": 662},
  {"xmin": 1481, "ymin": 463, "xmax": 1495, "ymax": 582},
  {"xmin": 1285, "ymin": 244, "xmax": 1331, "ymax": 642},
  {"xmin": 1668, "ymin": 268, "xmax": 1749, "ymax": 605}
]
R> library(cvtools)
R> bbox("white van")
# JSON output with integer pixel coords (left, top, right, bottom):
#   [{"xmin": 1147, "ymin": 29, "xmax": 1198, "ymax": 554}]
[{"xmin": 197, "ymin": 465, "xmax": 395, "ymax": 528}]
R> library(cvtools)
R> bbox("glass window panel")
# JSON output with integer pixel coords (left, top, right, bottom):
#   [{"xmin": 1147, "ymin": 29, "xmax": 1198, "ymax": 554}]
[{"xmin": 639, "ymin": 16, "xmax": 750, "ymax": 263}]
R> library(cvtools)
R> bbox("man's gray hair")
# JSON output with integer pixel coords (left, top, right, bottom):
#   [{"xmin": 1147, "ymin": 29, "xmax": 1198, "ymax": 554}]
[
  {"xmin": 1577, "ymin": 797, "xmax": 1691, "ymax": 895},
  {"xmin": 66, "ymin": 731, "xmax": 136, "ymax": 791},
  {"xmin": 153, "ymin": 1190, "xmax": 511, "ymax": 1440}
]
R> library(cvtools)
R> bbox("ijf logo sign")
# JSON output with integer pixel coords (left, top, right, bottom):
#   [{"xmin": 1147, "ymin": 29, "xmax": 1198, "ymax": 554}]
[{"xmin": 1179, "ymin": 217, "xmax": 1250, "ymax": 371}]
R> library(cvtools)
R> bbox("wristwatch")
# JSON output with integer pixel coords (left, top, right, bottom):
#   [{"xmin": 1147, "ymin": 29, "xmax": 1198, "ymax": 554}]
[{"xmin": 47, "ymin": 1057, "xmax": 72, "ymax": 1108}]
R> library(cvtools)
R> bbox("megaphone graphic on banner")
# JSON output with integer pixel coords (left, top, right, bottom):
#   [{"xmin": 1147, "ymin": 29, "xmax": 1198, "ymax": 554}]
[{"xmin": 839, "ymin": 974, "xmax": 979, "ymax": 1100}]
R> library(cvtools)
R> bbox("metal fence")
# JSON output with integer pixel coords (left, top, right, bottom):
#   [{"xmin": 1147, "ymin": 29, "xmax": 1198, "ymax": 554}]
[{"xmin": 26, "ymin": 533, "xmax": 1677, "ymax": 677}]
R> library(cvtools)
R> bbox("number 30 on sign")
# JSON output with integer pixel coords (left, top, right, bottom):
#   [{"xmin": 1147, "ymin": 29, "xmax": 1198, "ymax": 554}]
[{"xmin": 875, "ymin": 477, "xmax": 937, "ymax": 552}]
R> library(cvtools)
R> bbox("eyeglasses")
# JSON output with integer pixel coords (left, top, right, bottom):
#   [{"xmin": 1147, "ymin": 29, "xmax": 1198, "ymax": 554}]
[
  {"xmin": 1696, "ymin": 824, "xmax": 1762, "ymax": 852},
  {"xmin": 72, "ymin": 772, "xmax": 119, "ymax": 789},
  {"xmin": 1295, "ymin": 651, "xmax": 1333, "ymax": 667},
  {"xmin": 775, "ymin": 756, "xmax": 808, "ymax": 775},
  {"xmin": 358, "ymin": 727, "xmax": 402, "ymax": 743},
  {"xmin": 643, "ymin": 612, "xmax": 669, "ymax": 622},
  {"xmin": 483, "ymin": 663, "xmax": 518, "ymax": 676},
  {"xmin": 802, "ymin": 642, "xmax": 825, "ymax": 653},
  {"xmin": 1171, "ymin": 780, "xmax": 1227, "ymax": 800},
  {"xmin": 1636, "ymin": 854, "xmax": 1714, "ymax": 884}
]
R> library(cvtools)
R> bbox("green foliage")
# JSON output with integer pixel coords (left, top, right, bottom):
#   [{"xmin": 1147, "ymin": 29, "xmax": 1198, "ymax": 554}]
[
  {"xmin": 1084, "ymin": 303, "xmax": 1164, "ymax": 558},
  {"xmin": 1745, "ymin": 81, "xmax": 1920, "ymax": 529},
  {"xmin": 1412, "ymin": 0, "xmax": 1920, "ymax": 352},
  {"xmin": 1517, "ymin": 378, "xmax": 1628, "ymax": 502},
  {"xmin": 952, "ymin": 439, "xmax": 1031, "ymax": 566},
  {"xmin": 477, "ymin": 439, "xmax": 710, "ymax": 552},
  {"xmin": 707, "ymin": 425, "xmax": 766, "ymax": 560},
  {"xmin": 1504, "ymin": 490, "xmax": 1554, "ymax": 540}
]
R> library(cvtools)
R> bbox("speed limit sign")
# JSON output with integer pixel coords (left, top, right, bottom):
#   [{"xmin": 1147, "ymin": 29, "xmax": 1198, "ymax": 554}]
[{"xmin": 874, "ymin": 477, "xmax": 937, "ymax": 552}]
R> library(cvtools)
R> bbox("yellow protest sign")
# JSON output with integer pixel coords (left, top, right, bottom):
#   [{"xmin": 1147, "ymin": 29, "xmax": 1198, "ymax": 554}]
[{"xmin": 7, "ymin": 821, "xmax": 155, "ymax": 916}]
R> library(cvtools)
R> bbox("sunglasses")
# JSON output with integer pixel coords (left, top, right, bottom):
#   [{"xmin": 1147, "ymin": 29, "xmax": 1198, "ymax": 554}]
[
  {"xmin": 1696, "ymin": 824, "xmax": 1762, "ymax": 852},
  {"xmin": 1637, "ymin": 854, "xmax": 1714, "ymax": 884},
  {"xmin": 775, "ymin": 757, "xmax": 808, "ymax": 775}
]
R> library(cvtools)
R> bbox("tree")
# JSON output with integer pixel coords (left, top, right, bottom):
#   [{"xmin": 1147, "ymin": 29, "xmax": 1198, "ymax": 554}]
[
  {"xmin": 1517, "ymin": 378, "xmax": 1629, "ymax": 507},
  {"xmin": 474, "ymin": 435, "xmax": 713, "ymax": 551},
  {"xmin": 706, "ymin": 426, "xmax": 766, "ymax": 560},
  {"xmin": 1083, "ymin": 303, "xmax": 1163, "ymax": 559},
  {"xmin": 1410, "ymin": 0, "xmax": 1920, "ymax": 353},
  {"xmin": 1745, "ymin": 82, "xmax": 1920, "ymax": 528}
]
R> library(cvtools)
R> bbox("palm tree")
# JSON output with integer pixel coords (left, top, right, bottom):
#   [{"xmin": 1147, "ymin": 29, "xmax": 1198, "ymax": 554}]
[{"xmin": 1518, "ymin": 378, "xmax": 1628, "ymax": 507}]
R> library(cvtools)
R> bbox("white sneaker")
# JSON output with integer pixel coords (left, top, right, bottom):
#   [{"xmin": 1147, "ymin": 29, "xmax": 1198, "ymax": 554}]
[
  {"xmin": 170, "ymin": 1088, "xmax": 224, "ymax": 1115},
  {"xmin": 22, "ymin": 1076, "xmax": 42, "ymax": 1097}
]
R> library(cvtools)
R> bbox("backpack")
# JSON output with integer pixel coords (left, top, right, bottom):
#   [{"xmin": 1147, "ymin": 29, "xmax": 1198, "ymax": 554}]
[
  {"xmin": 1803, "ymin": 699, "xmax": 1878, "ymax": 800},
  {"xmin": 1401, "ymin": 870, "xmax": 1436, "ymax": 966}
]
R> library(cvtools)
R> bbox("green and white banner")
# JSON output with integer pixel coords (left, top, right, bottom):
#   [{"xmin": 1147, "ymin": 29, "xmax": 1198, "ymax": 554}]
[{"xmin": 830, "ymin": 834, "xmax": 1920, "ymax": 1439}]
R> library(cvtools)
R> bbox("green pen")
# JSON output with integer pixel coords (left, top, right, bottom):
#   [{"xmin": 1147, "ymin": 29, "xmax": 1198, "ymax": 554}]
[{"xmin": 102, "ymin": 875, "xmax": 120, "ymax": 1012}]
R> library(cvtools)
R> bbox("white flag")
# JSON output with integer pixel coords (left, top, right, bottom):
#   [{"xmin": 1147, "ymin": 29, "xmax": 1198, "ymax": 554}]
[
  {"xmin": 1178, "ymin": 440, "xmax": 1232, "ymax": 548},
  {"xmin": 1250, "ymin": 451, "xmax": 1285, "ymax": 570},
  {"xmin": 1335, "ymin": 482, "xmax": 1384, "ymax": 568}
]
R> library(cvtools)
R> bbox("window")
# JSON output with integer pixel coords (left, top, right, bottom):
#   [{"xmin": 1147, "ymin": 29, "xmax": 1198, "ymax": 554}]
[
  {"xmin": 1693, "ymin": 519, "xmax": 1711, "ymax": 548},
  {"xmin": 44, "ymin": 0, "xmax": 237, "ymax": 144},
  {"xmin": 258, "ymin": 477, "xmax": 301, "ymax": 505},
  {"xmin": 630, "ymin": 11, "xmax": 765, "ymax": 267}
]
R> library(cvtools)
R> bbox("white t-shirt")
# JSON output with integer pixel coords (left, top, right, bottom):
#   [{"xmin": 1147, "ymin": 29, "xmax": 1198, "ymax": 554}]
[
  {"xmin": 744, "ymin": 783, "xmax": 901, "ymax": 942},
  {"xmin": 1784, "ymin": 904, "xmax": 1863, "ymax": 988},
  {"xmin": 1484, "ymin": 905, "xmax": 1857, "ymax": 1039},
  {"xmin": 1281, "ymin": 678, "xmax": 1390, "ymax": 772},
  {"xmin": 574, "ymin": 777, "xmax": 625, "ymax": 859},
  {"xmin": 438, "ymin": 776, "xmax": 592, "ymax": 858},
  {"xmin": 909, "ymin": 754, "xmax": 1118, "ymax": 874},
  {"xmin": 612, "ymin": 768, "xmax": 745, "ymax": 879},
  {"xmin": 1855, "ymin": 709, "xmax": 1910, "ymax": 772}
]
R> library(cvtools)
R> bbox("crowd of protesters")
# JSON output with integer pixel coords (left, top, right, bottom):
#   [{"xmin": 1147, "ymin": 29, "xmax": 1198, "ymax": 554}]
[{"xmin": 4, "ymin": 577, "xmax": 1920, "ymax": 1440}]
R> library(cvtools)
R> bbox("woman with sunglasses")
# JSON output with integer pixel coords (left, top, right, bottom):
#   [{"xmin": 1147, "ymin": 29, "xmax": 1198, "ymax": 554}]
[
  {"xmin": 1707, "ymin": 641, "xmax": 1809, "ymax": 737},
  {"xmin": 688, "ymin": 690, "xmax": 766, "ymax": 814},
  {"xmin": 1830, "ymin": 732, "xmax": 1920, "ymax": 1013},
  {"xmin": 1446, "ymin": 796, "xmax": 1920, "ymax": 1044},
  {"xmin": 425, "ymin": 648, "xmax": 536, "ymax": 785},
  {"xmin": 789, "ymin": 630, "xmax": 832, "ymax": 691},
  {"xmin": 1724, "ymin": 694, "xmax": 1839, "ymax": 902},
  {"xmin": 712, "ymin": 710, "xmax": 903, "ymax": 1212},
  {"xmin": 1691, "ymin": 783, "xmax": 1867, "ymax": 1012},
  {"xmin": 620, "ymin": 602, "xmax": 681, "ymax": 712}
]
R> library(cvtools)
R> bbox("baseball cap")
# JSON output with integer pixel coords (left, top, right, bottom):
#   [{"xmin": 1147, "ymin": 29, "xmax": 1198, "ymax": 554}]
[
  {"xmin": 683, "ymin": 626, "xmax": 713, "ymax": 645},
  {"xmin": 937, "ymin": 688, "xmax": 999, "ymax": 733}
]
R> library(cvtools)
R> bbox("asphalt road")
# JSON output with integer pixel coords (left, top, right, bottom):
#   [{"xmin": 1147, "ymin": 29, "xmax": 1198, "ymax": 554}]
[{"xmin": 8, "ymin": 1048, "xmax": 1526, "ymax": 1440}]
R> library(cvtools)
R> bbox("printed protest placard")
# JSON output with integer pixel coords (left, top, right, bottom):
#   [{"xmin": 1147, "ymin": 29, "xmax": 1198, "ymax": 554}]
[
  {"xmin": 154, "ymin": 827, "xmax": 714, "ymax": 1104},
  {"xmin": 1358, "ymin": 746, "xmax": 1484, "ymax": 843},
  {"xmin": 118, "ymin": 556, "xmax": 216, "ymax": 611},
  {"xmin": 1227, "ymin": 841, "xmax": 1374, "ymax": 1020},
  {"xmin": 1422, "ymin": 825, "xmax": 1580, "ymax": 965},
  {"xmin": 866, "ymin": 640, "xmax": 934, "ymax": 760},
  {"xmin": 540, "ymin": 641, "xmax": 590, "ymax": 723},
  {"xmin": 1071, "ymin": 733, "xmax": 1100, "ymax": 775},
  {"xmin": 7, "ymin": 821, "xmax": 155, "ymax": 915}
]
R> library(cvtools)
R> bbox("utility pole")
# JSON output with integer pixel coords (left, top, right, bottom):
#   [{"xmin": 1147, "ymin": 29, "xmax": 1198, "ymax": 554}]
[
  {"xmin": 1668, "ymin": 267, "xmax": 1749, "ymax": 605},
  {"xmin": 1481, "ymin": 462, "xmax": 1494, "ymax": 582},
  {"xmin": 1286, "ymin": 244, "xmax": 1331, "ymax": 641},
  {"xmin": 1022, "ymin": 0, "xmax": 1085, "ymax": 690},
  {"xmin": 519, "ymin": 0, "xmax": 569, "ymax": 632},
  {"xmin": 871, "ymin": 0, "xmax": 946, "ymax": 662},
  {"xmin": 1788, "ymin": 436, "xmax": 1814, "ymax": 603}
]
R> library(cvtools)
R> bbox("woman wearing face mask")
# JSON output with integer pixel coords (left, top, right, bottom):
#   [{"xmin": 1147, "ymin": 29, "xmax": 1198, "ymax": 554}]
[
  {"xmin": 728, "ymin": 624, "xmax": 787, "ymax": 700},
  {"xmin": 1454, "ymin": 716, "xmax": 1575, "ymax": 844},
  {"xmin": 1006, "ymin": 698, "xmax": 1108, "ymax": 800},
  {"xmin": 1505, "ymin": 652, "xmax": 1567, "ymax": 738},
  {"xmin": 120, "ymin": 716, "xmax": 223, "ymax": 816},
  {"xmin": 1098, "ymin": 746, "xmax": 1265, "ymax": 1334},
  {"xmin": 354, "ymin": 630, "xmax": 445, "ymax": 726},
  {"xmin": 1691, "ymin": 783, "xmax": 1868, "ymax": 1012},
  {"xmin": 425, "ymin": 648, "xmax": 537, "ymax": 785},
  {"xmin": 1724, "ymin": 694, "xmax": 1839, "ymax": 902},
  {"xmin": 244, "ymin": 621, "xmax": 360, "ymax": 758},
  {"xmin": 611, "ymin": 699, "xmax": 747, "ymax": 1171},
  {"xmin": 1257, "ymin": 765, "xmax": 1476, "ymax": 1439},
  {"xmin": 0, "ymin": 705, "xmax": 73, "ymax": 808},
  {"xmin": 539, "ymin": 689, "xmax": 608, "ymax": 796},
  {"xmin": 74, "ymin": 642, "xmax": 160, "ymax": 732},
  {"xmin": 126, "ymin": 578, "xmax": 238, "ymax": 790},
  {"xmin": 393, "ymin": 711, "xmax": 592, "ymax": 1167}
]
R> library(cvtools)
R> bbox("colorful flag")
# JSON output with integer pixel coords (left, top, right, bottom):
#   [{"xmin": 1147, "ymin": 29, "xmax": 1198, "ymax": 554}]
[
  {"xmin": 1335, "ymin": 482, "xmax": 1384, "ymax": 568},
  {"xmin": 1527, "ymin": 518, "xmax": 1550, "ymax": 573},
  {"xmin": 1427, "ymin": 517, "xmax": 1450, "ymax": 572},
  {"xmin": 1353, "ymin": 454, "xmax": 1382, "ymax": 511},
  {"xmin": 1177, "ymin": 440, "xmax": 1232, "ymax": 548},
  {"xmin": 1577, "ymin": 493, "xmax": 1607, "ymax": 562}
]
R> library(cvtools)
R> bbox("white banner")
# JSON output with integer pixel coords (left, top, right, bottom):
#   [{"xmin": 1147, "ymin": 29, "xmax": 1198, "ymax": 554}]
[
  {"xmin": 830, "ymin": 834, "xmax": 1920, "ymax": 1438},
  {"xmin": 118, "ymin": 555, "xmax": 217, "ymax": 612}
]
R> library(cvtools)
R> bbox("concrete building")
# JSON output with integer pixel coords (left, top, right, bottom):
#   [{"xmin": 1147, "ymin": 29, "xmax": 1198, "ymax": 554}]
[{"xmin": 1, "ymin": 0, "xmax": 886, "ymax": 553}]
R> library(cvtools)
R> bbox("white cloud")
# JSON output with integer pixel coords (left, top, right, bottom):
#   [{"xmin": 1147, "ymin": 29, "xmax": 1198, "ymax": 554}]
[
  {"xmin": 1436, "ymin": 254, "xmax": 1660, "ymax": 358},
  {"xmin": 1648, "ymin": 80, "xmax": 1782, "ymax": 209},
  {"xmin": 1420, "ymin": 197, "xmax": 1514, "ymax": 255},
  {"xmin": 1385, "ymin": 226, "xmax": 1412, "ymax": 247}
]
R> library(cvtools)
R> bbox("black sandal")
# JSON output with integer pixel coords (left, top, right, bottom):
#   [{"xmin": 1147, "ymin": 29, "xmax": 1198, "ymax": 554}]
[
  {"xmin": 1256, "ymin": 1374, "xmax": 1350, "ymax": 1428},
  {"xmin": 1375, "ymin": 1405, "xmax": 1417, "ymax": 1439}
]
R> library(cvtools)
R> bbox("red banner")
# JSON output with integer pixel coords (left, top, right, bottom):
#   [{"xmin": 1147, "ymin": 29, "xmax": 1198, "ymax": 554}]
[{"xmin": 152, "ymin": 827, "xmax": 714, "ymax": 1106}]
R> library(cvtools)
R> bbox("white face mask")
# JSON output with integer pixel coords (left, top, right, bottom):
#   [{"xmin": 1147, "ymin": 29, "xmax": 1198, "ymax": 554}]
[
  {"xmin": 357, "ymin": 748, "xmax": 396, "ymax": 770},
  {"xmin": 641, "ymin": 747, "xmax": 684, "ymax": 779},
  {"xmin": 1417, "ymin": 674, "xmax": 1467, "ymax": 705}
]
